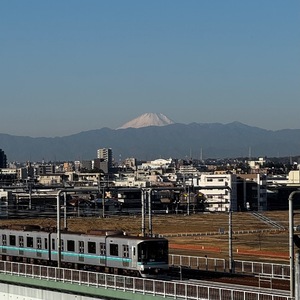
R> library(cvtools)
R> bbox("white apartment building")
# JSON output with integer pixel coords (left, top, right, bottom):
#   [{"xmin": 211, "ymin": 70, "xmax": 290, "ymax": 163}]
[
  {"xmin": 38, "ymin": 174, "xmax": 62, "ymax": 186},
  {"xmin": 288, "ymin": 170, "xmax": 300, "ymax": 185},
  {"xmin": 197, "ymin": 174, "xmax": 237, "ymax": 212}
]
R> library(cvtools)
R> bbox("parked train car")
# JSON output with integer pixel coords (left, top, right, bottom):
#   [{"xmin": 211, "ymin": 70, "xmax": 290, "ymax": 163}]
[{"xmin": 0, "ymin": 225, "xmax": 169, "ymax": 277}]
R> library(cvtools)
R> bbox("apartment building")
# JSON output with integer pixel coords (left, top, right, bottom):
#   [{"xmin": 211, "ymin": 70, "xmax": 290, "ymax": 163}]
[
  {"xmin": 197, "ymin": 174, "xmax": 237, "ymax": 212},
  {"xmin": 97, "ymin": 148, "xmax": 113, "ymax": 172}
]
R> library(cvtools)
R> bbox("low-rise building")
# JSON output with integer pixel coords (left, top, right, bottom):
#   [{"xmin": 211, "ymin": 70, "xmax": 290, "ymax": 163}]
[{"xmin": 196, "ymin": 174, "xmax": 237, "ymax": 212}]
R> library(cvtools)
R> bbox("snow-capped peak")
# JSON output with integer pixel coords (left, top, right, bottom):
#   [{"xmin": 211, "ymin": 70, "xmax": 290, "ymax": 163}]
[{"xmin": 117, "ymin": 113, "xmax": 174, "ymax": 129}]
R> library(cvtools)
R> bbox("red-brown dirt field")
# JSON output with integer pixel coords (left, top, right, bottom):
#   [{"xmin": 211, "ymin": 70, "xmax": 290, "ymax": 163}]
[{"xmin": 0, "ymin": 210, "xmax": 298, "ymax": 264}]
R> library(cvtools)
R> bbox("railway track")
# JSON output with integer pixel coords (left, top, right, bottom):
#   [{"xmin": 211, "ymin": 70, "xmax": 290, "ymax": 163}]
[{"xmin": 168, "ymin": 266, "xmax": 290, "ymax": 291}]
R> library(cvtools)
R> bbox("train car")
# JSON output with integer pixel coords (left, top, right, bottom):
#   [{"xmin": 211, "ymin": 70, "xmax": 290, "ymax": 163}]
[
  {"xmin": 97, "ymin": 233, "xmax": 169, "ymax": 277},
  {"xmin": 0, "ymin": 225, "xmax": 169, "ymax": 277},
  {"xmin": 0, "ymin": 225, "xmax": 51, "ymax": 264}
]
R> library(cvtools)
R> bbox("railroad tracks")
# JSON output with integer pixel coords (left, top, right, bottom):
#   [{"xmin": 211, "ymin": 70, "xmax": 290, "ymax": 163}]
[{"xmin": 168, "ymin": 266, "xmax": 290, "ymax": 291}]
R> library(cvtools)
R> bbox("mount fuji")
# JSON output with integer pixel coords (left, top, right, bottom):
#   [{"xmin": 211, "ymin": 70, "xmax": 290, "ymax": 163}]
[{"xmin": 117, "ymin": 113, "xmax": 174, "ymax": 129}]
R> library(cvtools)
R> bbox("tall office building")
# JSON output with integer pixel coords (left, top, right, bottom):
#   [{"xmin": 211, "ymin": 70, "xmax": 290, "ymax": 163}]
[
  {"xmin": 97, "ymin": 148, "xmax": 113, "ymax": 171},
  {"xmin": 0, "ymin": 149, "xmax": 7, "ymax": 168}
]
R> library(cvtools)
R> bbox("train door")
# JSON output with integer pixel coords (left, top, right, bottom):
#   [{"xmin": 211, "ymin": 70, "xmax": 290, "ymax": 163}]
[
  {"xmin": 131, "ymin": 246, "xmax": 137, "ymax": 267},
  {"xmin": 78, "ymin": 240, "xmax": 84, "ymax": 263},
  {"xmin": 36, "ymin": 237, "xmax": 42, "ymax": 258},
  {"xmin": 122, "ymin": 244, "xmax": 129, "ymax": 267},
  {"xmin": 99, "ymin": 242, "xmax": 106, "ymax": 266}
]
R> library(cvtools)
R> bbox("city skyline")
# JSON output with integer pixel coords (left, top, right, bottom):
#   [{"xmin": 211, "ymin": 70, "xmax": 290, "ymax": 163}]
[{"xmin": 0, "ymin": 1, "xmax": 299, "ymax": 137}]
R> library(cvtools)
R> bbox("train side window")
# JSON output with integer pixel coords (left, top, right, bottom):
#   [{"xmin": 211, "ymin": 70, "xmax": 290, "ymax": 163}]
[
  {"xmin": 100, "ymin": 242, "xmax": 106, "ymax": 255},
  {"xmin": 52, "ymin": 239, "xmax": 55, "ymax": 250},
  {"xmin": 61, "ymin": 239, "xmax": 64, "ymax": 251},
  {"xmin": 110, "ymin": 243, "xmax": 118, "ymax": 256},
  {"xmin": 19, "ymin": 236, "xmax": 24, "ymax": 247},
  {"xmin": 123, "ymin": 245, "xmax": 129, "ymax": 258},
  {"xmin": 37, "ymin": 237, "xmax": 42, "ymax": 249},
  {"xmin": 9, "ymin": 235, "xmax": 16, "ymax": 246},
  {"xmin": 44, "ymin": 238, "xmax": 48, "ymax": 249},
  {"xmin": 133, "ymin": 247, "xmax": 136, "ymax": 256},
  {"xmin": 79, "ymin": 241, "xmax": 84, "ymax": 253},
  {"xmin": 88, "ymin": 241, "xmax": 96, "ymax": 254},
  {"xmin": 2, "ymin": 234, "xmax": 7, "ymax": 246},
  {"xmin": 27, "ymin": 237, "xmax": 33, "ymax": 248},
  {"xmin": 67, "ymin": 240, "xmax": 75, "ymax": 252}
]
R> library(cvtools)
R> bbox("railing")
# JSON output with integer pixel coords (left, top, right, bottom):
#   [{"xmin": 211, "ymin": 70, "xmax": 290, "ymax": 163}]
[
  {"xmin": 0, "ymin": 261, "xmax": 292, "ymax": 300},
  {"xmin": 169, "ymin": 254, "xmax": 227, "ymax": 272},
  {"xmin": 164, "ymin": 228, "xmax": 284, "ymax": 238},
  {"xmin": 169, "ymin": 254, "xmax": 290, "ymax": 280},
  {"xmin": 234, "ymin": 260, "xmax": 290, "ymax": 280}
]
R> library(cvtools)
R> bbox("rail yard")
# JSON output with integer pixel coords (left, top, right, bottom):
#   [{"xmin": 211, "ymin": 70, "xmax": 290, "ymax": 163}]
[{"xmin": 0, "ymin": 210, "xmax": 297, "ymax": 299}]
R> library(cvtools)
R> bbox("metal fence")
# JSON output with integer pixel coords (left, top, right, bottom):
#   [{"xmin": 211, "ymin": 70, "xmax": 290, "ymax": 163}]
[
  {"xmin": 234, "ymin": 260, "xmax": 290, "ymax": 280},
  {"xmin": 169, "ymin": 254, "xmax": 290, "ymax": 280},
  {"xmin": 169, "ymin": 254, "xmax": 227, "ymax": 272},
  {"xmin": 0, "ymin": 261, "xmax": 292, "ymax": 300}
]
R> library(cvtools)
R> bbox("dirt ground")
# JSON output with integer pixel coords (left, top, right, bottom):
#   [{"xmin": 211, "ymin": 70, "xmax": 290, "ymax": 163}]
[{"xmin": 1, "ymin": 210, "xmax": 298, "ymax": 264}]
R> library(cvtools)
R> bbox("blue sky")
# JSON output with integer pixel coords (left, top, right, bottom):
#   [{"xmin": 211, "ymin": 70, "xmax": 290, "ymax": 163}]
[{"xmin": 0, "ymin": 1, "xmax": 299, "ymax": 137}]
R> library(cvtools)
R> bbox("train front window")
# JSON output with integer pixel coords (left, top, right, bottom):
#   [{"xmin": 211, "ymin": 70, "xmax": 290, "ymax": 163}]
[{"xmin": 137, "ymin": 240, "xmax": 168, "ymax": 263}]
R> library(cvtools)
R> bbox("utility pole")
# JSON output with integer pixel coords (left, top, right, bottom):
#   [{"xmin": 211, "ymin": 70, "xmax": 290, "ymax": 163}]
[
  {"xmin": 288, "ymin": 190, "xmax": 300, "ymax": 298},
  {"xmin": 187, "ymin": 185, "xmax": 190, "ymax": 216},
  {"xmin": 148, "ymin": 189, "xmax": 152, "ymax": 237},
  {"xmin": 296, "ymin": 250, "xmax": 300, "ymax": 300},
  {"xmin": 141, "ymin": 189, "xmax": 146, "ymax": 237},
  {"xmin": 229, "ymin": 205, "xmax": 233, "ymax": 273},
  {"xmin": 56, "ymin": 188, "xmax": 99, "ymax": 268}
]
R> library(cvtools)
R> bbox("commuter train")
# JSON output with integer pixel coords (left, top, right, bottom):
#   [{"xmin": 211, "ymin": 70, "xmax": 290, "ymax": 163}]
[{"xmin": 0, "ymin": 225, "xmax": 169, "ymax": 277}]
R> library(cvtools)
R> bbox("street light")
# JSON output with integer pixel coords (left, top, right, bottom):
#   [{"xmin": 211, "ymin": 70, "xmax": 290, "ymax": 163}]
[
  {"xmin": 227, "ymin": 187, "xmax": 233, "ymax": 273},
  {"xmin": 141, "ymin": 187, "xmax": 153, "ymax": 237},
  {"xmin": 288, "ymin": 190, "xmax": 300, "ymax": 298}
]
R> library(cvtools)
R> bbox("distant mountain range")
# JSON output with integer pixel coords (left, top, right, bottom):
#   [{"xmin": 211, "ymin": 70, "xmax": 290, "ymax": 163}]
[{"xmin": 1, "ymin": 114, "xmax": 300, "ymax": 162}]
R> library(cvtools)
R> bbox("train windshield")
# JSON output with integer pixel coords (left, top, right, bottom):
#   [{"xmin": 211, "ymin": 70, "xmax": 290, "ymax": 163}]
[{"xmin": 137, "ymin": 240, "xmax": 168, "ymax": 263}]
